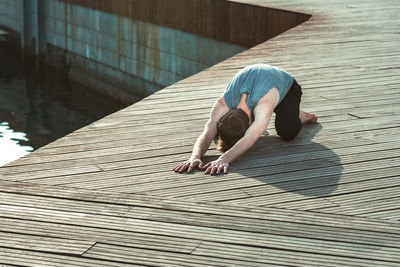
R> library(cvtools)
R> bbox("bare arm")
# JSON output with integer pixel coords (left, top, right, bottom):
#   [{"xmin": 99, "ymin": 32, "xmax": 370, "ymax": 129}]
[
  {"xmin": 174, "ymin": 96, "xmax": 229, "ymax": 173},
  {"xmin": 204, "ymin": 101, "xmax": 274, "ymax": 175}
]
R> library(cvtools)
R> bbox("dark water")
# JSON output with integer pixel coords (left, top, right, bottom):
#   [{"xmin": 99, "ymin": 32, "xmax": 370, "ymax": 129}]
[{"xmin": 0, "ymin": 42, "xmax": 128, "ymax": 166}]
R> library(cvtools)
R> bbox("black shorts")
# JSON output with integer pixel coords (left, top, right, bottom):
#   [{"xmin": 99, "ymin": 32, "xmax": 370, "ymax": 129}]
[{"xmin": 273, "ymin": 79, "xmax": 303, "ymax": 141}]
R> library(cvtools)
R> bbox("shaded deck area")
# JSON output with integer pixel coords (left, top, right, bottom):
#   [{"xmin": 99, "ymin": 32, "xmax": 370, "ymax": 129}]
[{"xmin": 1, "ymin": 0, "xmax": 400, "ymax": 265}]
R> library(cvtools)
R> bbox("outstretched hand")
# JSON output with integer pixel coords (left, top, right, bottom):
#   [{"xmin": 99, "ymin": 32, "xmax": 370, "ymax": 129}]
[
  {"xmin": 173, "ymin": 157, "xmax": 205, "ymax": 173},
  {"xmin": 202, "ymin": 158, "xmax": 229, "ymax": 175},
  {"xmin": 174, "ymin": 157, "xmax": 230, "ymax": 175}
]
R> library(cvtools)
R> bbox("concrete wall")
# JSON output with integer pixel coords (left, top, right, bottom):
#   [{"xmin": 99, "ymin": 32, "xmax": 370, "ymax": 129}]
[
  {"xmin": 0, "ymin": 0, "xmax": 310, "ymax": 102},
  {"xmin": 0, "ymin": 0, "xmax": 245, "ymax": 101},
  {"xmin": 0, "ymin": 0, "xmax": 20, "ymax": 32},
  {"xmin": 63, "ymin": 0, "xmax": 311, "ymax": 48},
  {"xmin": 46, "ymin": 0, "xmax": 246, "ymax": 99}
]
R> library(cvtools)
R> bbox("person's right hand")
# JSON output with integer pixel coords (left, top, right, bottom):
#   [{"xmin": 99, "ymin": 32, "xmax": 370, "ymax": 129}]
[{"xmin": 173, "ymin": 157, "xmax": 205, "ymax": 173}]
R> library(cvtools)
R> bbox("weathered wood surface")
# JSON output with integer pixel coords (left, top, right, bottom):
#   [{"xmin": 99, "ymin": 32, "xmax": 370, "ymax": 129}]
[
  {"xmin": 1, "ymin": 0, "xmax": 400, "ymax": 265},
  {"xmin": 0, "ymin": 180, "xmax": 399, "ymax": 266}
]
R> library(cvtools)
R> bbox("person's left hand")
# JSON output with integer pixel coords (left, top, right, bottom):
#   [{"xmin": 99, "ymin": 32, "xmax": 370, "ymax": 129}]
[{"xmin": 202, "ymin": 158, "xmax": 230, "ymax": 175}]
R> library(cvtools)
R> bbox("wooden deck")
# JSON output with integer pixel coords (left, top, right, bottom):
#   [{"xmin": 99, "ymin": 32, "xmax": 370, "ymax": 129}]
[{"xmin": 1, "ymin": 0, "xmax": 400, "ymax": 265}]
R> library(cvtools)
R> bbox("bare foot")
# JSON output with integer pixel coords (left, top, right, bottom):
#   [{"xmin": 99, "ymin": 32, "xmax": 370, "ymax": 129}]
[{"xmin": 300, "ymin": 110, "xmax": 318, "ymax": 124}]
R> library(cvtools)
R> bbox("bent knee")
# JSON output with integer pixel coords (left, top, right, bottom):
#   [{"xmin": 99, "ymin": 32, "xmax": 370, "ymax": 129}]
[
  {"xmin": 279, "ymin": 132, "xmax": 298, "ymax": 141},
  {"xmin": 276, "ymin": 124, "xmax": 302, "ymax": 141}
]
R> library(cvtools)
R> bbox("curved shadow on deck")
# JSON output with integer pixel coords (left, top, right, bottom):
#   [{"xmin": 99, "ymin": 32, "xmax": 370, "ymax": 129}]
[{"xmin": 233, "ymin": 123, "xmax": 343, "ymax": 197}]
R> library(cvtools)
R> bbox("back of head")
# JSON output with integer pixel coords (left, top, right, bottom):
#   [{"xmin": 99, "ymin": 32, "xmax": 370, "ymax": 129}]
[{"xmin": 217, "ymin": 109, "xmax": 249, "ymax": 151}]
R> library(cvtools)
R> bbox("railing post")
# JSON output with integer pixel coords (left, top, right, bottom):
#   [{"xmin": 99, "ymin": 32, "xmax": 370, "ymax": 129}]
[
  {"xmin": 19, "ymin": 0, "xmax": 25, "ymax": 60},
  {"xmin": 20, "ymin": 0, "xmax": 45, "ymax": 64},
  {"xmin": 37, "ymin": 0, "xmax": 47, "ymax": 65}
]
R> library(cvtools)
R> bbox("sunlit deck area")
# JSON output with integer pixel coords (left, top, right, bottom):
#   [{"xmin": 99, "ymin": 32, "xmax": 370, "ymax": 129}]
[{"xmin": 1, "ymin": 0, "xmax": 400, "ymax": 265}]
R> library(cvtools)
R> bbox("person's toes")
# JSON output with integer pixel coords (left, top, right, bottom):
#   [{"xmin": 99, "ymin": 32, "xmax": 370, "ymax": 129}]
[
  {"xmin": 303, "ymin": 113, "xmax": 318, "ymax": 124},
  {"xmin": 311, "ymin": 115, "xmax": 318, "ymax": 123}
]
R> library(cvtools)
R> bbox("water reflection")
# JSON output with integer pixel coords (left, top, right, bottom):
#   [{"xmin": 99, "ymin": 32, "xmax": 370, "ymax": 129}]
[
  {"xmin": 0, "ymin": 122, "xmax": 33, "ymax": 166},
  {"xmin": 0, "ymin": 41, "xmax": 128, "ymax": 166}
]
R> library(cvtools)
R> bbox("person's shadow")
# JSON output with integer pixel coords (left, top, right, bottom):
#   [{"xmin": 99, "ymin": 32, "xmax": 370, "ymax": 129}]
[{"xmin": 207, "ymin": 123, "xmax": 343, "ymax": 197}]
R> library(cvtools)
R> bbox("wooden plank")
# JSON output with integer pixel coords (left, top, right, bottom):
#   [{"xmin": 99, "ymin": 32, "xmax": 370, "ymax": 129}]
[
  {"xmin": 0, "ymin": 194, "xmax": 399, "ymax": 264},
  {"xmin": 318, "ymin": 197, "xmax": 400, "ymax": 217},
  {"xmin": 0, "ymin": 187, "xmax": 398, "ymax": 265},
  {"xmin": 0, "ymin": 232, "xmax": 94, "ymax": 256},
  {"xmin": 0, "ymin": 180, "xmax": 398, "ymax": 236},
  {"xmin": 360, "ymin": 210, "xmax": 400, "ymax": 221},
  {"xmin": 83, "ymin": 242, "xmax": 398, "ymax": 266},
  {"xmin": 6, "ymin": 116, "xmax": 400, "ymax": 170},
  {"xmin": 1, "ymin": 126, "xmax": 396, "ymax": 176},
  {"xmin": 0, "ymin": 217, "xmax": 200, "ymax": 255},
  {"xmin": 0, "ymin": 192, "xmax": 132, "ymax": 216},
  {"xmin": 90, "ymin": 149, "xmax": 399, "ymax": 196},
  {"xmin": 224, "ymin": 176, "xmax": 400, "ymax": 207},
  {"xmin": 0, "ymin": 247, "xmax": 137, "ymax": 267},
  {"xmin": 26, "ymin": 115, "xmax": 397, "ymax": 160},
  {"xmin": 25, "ymin": 104, "xmax": 400, "ymax": 154},
  {"xmin": 270, "ymin": 197, "xmax": 339, "ymax": 210},
  {"xmin": 83, "ymin": 243, "xmax": 263, "ymax": 267},
  {"xmin": 1, "ymin": 0, "xmax": 400, "ymax": 264},
  {"xmin": 192, "ymin": 241, "xmax": 400, "ymax": 267}
]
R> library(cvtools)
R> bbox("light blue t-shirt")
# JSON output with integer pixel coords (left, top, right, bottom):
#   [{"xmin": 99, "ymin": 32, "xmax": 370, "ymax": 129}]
[{"xmin": 223, "ymin": 64, "xmax": 294, "ymax": 112}]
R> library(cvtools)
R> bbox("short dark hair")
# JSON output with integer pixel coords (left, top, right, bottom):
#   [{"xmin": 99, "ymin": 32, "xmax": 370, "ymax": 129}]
[{"xmin": 217, "ymin": 109, "xmax": 249, "ymax": 151}]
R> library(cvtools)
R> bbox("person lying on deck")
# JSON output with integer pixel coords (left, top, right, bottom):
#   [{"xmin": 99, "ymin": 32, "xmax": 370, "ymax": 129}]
[{"xmin": 173, "ymin": 64, "xmax": 318, "ymax": 175}]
